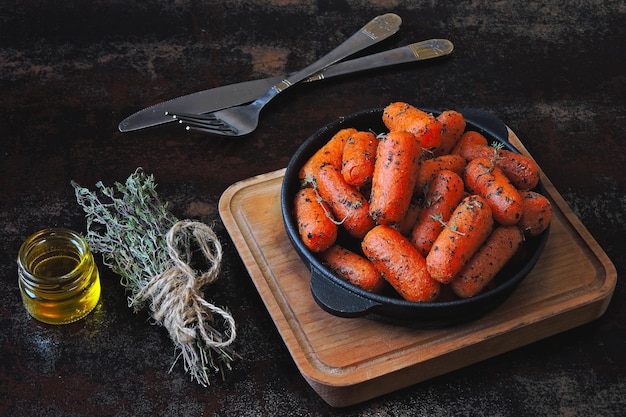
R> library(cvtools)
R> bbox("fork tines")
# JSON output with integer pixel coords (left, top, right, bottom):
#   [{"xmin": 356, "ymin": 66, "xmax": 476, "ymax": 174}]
[{"xmin": 166, "ymin": 112, "xmax": 236, "ymax": 133}]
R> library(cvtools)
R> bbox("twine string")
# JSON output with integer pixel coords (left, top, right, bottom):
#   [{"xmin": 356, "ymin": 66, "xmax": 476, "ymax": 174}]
[{"xmin": 132, "ymin": 220, "xmax": 236, "ymax": 382}]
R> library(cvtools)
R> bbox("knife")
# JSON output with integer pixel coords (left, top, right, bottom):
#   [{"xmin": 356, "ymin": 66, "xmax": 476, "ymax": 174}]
[{"xmin": 118, "ymin": 39, "xmax": 454, "ymax": 132}]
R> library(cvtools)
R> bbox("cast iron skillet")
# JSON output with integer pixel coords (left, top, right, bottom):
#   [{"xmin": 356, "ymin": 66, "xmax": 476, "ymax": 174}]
[{"xmin": 280, "ymin": 108, "xmax": 549, "ymax": 327}]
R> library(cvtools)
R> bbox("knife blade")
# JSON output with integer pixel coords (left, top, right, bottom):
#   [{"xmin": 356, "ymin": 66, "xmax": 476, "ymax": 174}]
[{"xmin": 118, "ymin": 39, "xmax": 454, "ymax": 132}]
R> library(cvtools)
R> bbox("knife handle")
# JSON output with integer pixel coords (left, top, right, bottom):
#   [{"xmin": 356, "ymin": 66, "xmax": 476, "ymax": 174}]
[{"xmin": 307, "ymin": 39, "xmax": 454, "ymax": 82}]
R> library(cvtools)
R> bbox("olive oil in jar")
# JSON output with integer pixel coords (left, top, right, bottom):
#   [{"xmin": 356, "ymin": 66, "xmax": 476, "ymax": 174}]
[{"xmin": 17, "ymin": 228, "xmax": 101, "ymax": 324}]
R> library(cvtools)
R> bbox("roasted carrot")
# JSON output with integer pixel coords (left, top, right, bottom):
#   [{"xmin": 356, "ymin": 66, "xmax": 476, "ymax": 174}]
[
  {"xmin": 369, "ymin": 131, "xmax": 421, "ymax": 225},
  {"xmin": 451, "ymin": 130, "xmax": 488, "ymax": 155},
  {"xmin": 435, "ymin": 110, "xmax": 466, "ymax": 156},
  {"xmin": 458, "ymin": 141, "xmax": 494, "ymax": 162},
  {"xmin": 299, "ymin": 128, "xmax": 357, "ymax": 185},
  {"xmin": 362, "ymin": 225, "xmax": 440, "ymax": 302},
  {"xmin": 517, "ymin": 190, "xmax": 552, "ymax": 237},
  {"xmin": 410, "ymin": 169, "xmax": 466, "ymax": 257},
  {"xmin": 450, "ymin": 225, "xmax": 524, "ymax": 298},
  {"xmin": 426, "ymin": 195, "xmax": 494, "ymax": 284},
  {"xmin": 460, "ymin": 143, "xmax": 540, "ymax": 190},
  {"xmin": 414, "ymin": 154, "xmax": 467, "ymax": 195},
  {"xmin": 341, "ymin": 130, "xmax": 379, "ymax": 188},
  {"xmin": 293, "ymin": 187, "xmax": 337, "ymax": 253},
  {"xmin": 499, "ymin": 150, "xmax": 540, "ymax": 190},
  {"xmin": 319, "ymin": 244, "xmax": 386, "ymax": 293},
  {"xmin": 382, "ymin": 102, "xmax": 443, "ymax": 150},
  {"xmin": 315, "ymin": 163, "xmax": 375, "ymax": 239},
  {"xmin": 396, "ymin": 199, "xmax": 421, "ymax": 237},
  {"xmin": 464, "ymin": 157, "xmax": 523, "ymax": 226}
]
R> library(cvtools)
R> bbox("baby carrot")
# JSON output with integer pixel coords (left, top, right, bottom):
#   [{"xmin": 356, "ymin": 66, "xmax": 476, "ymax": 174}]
[
  {"xmin": 362, "ymin": 225, "xmax": 440, "ymax": 302},
  {"xmin": 382, "ymin": 102, "xmax": 443, "ymax": 150},
  {"xmin": 501, "ymin": 152, "xmax": 540, "ymax": 190},
  {"xmin": 450, "ymin": 225, "xmax": 524, "ymax": 298},
  {"xmin": 293, "ymin": 187, "xmax": 337, "ymax": 253},
  {"xmin": 369, "ymin": 131, "xmax": 421, "ymax": 225},
  {"xmin": 414, "ymin": 154, "xmax": 467, "ymax": 196},
  {"xmin": 396, "ymin": 199, "xmax": 421, "ymax": 237},
  {"xmin": 451, "ymin": 130, "xmax": 488, "ymax": 155},
  {"xmin": 500, "ymin": 150, "xmax": 540, "ymax": 190},
  {"xmin": 299, "ymin": 128, "xmax": 357, "ymax": 185},
  {"xmin": 315, "ymin": 163, "xmax": 375, "ymax": 239},
  {"xmin": 517, "ymin": 190, "xmax": 552, "ymax": 237},
  {"xmin": 435, "ymin": 110, "xmax": 466, "ymax": 156},
  {"xmin": 319, "ymin": 244, "xmax": 386, "ymax": 293},
  {"xmin": 458, "ymin": 142, "xmax": 493, "ymax": 162},
  {"xmin": 464, "ymin": 158, "xmax": 524, "ymax": 226},
  {"xmin": 341, "ymin": 130, "xmax": 379, "ymax": 188},
  {"xmin": 410, "ymin": 169, "xmax": 466, "ymax": 257},
  {"xmin": 426, "ymin": 195, "xmax": 494, "ymax": 284},
  {"xmin": 460, "ymin": 143, "xmax": 540, "ymax": 190}
]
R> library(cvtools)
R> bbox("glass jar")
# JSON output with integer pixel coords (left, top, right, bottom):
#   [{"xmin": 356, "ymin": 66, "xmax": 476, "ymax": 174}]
[{"xmin": 17, "ymin": 228, "xmax": 101, "ymax": 325}]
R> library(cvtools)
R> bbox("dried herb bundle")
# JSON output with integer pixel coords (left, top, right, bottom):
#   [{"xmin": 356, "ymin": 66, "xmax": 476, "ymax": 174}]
[{"xmin": 72, "ymin": 168, "xmax": 237, "ymax": 385}]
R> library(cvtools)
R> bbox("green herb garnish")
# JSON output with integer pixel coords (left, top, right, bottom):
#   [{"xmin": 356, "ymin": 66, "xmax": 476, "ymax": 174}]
[{"xmin": 72, "ymin": 168, "xmax": 238, "ymax": 386}]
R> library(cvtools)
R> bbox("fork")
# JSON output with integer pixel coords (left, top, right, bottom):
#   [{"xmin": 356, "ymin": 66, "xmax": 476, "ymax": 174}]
[{"xmin": 169, "ymin": 13, "xmax": 402, "ymax": 136}]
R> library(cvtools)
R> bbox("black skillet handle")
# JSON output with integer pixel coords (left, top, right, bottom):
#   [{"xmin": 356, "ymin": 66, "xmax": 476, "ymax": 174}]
[{"xmin": 309, "ymin": 264, "xmax": 382, "ymax": 318}]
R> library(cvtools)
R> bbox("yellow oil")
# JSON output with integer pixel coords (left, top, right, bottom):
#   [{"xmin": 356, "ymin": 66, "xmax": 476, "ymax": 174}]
[{"xmin": 18, "ymin": 228, "xmax": 101, "ymax": 325}]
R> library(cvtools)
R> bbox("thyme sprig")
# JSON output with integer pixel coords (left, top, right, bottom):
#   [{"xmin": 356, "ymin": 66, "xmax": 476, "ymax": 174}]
[
  {"xmin": 71, "ymin": 168, "xmax": 237, "ymax": 386},
  {"xmin": 72, "ymin": 170, "xmax": 175, "ymax": 302}
]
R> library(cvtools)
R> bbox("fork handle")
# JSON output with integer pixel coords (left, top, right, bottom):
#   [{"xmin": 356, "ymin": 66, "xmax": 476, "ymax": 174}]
[{"xmin": 255, "ymin": 13, "xmax": 402, "ymax": 105}]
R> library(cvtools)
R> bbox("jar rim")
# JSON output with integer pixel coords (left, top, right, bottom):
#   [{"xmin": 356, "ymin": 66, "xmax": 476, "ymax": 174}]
[{"xmin": 17, "ymin": 227, "xmax": 91, "ymax": 284}]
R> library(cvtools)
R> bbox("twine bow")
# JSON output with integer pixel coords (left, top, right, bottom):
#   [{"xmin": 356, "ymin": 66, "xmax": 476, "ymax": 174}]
[{"xmin": 133, "ymin": 220, "xmax": 237, "ymax": 384}]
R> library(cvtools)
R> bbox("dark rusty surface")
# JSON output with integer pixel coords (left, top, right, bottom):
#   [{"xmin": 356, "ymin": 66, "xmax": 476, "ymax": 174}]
[{"xmin": 1, "ymin": 1, "xmax": 625, "ymax": 416}]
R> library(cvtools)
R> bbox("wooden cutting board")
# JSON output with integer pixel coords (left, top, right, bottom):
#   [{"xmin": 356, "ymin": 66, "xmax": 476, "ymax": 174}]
[{"xmin": 218, "ymin": 128, "xmax": 616, "ymax": 408}]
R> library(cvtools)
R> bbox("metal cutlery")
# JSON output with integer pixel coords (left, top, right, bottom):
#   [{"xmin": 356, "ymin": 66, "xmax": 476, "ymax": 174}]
[
  {"xmin": 118, "ymin": 38, "xmax": 453, "ymax": 132},
  {"xmin": 167, "ymin": 13, "xmax": 402, "ymax": 136}
]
